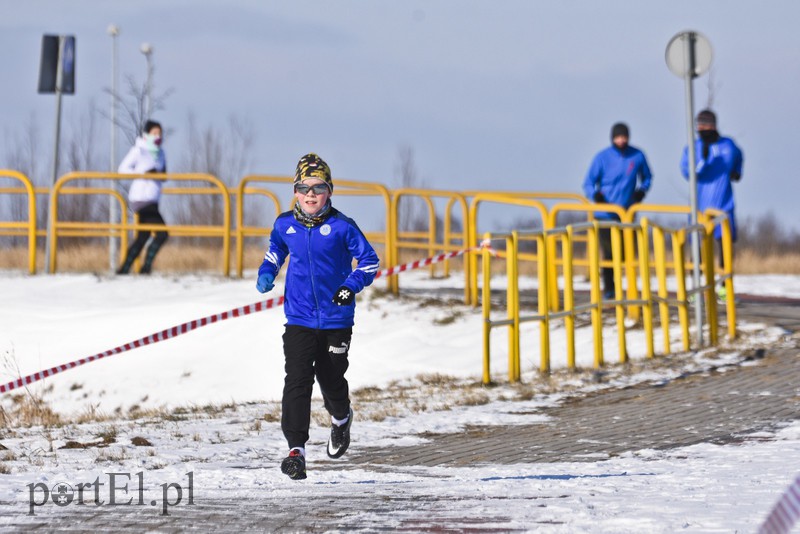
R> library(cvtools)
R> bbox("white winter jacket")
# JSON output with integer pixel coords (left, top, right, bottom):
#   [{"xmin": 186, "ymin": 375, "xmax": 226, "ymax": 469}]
[{"xmin": 118, "ymin": 136, "xmax": 167, "ymax": 212}]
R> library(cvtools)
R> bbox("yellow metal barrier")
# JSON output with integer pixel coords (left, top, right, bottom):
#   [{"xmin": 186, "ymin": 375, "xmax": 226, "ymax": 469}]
[
  {"xmin": 234, "ymin": 175, "xmax": 287, "ymax": 278},
  {"xmin": 700, "ymin": 209, "xmax": 737, "ymax": 340},
  {"xmin": 390, "ymin": 188, "xmax": 470, "ymax": 301},
  {"xmin": 464, "ymin": 190, "xmax": 588, "ymax": 205},
  {"xmin": 481, "ymin": 215, "xmax": 735, "ymax": 383},
  {"xmin": 49, "ymin": 172, "xmax": 231, "ymax": 275},
  {"xmin": 235, "ymin": 175, "xmax": 393, "ymax": 283},
  {"xmin": 468, "ymin": 194, "xmax": 550, "ymax": 307},
  {"xmin": 0, "ymin": 170, "xmax": 37, "ymax": 274},
  {"xmin": 547, "ymin": 203, "xmax": 628, "ymax": 315}
]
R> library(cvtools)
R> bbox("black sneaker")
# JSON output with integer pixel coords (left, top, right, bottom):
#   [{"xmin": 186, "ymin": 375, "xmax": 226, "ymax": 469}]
[
  {"xmin": 327, "ymin": 407, "xmax": 353, "ymax": 459},
  {"xmin": 280, "ymin": 449, "xmax": 306, "ymax": 480}
]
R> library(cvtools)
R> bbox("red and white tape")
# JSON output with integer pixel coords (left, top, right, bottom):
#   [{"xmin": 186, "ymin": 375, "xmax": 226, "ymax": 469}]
[
  {"xmin": 0, "ymin": 296, "xmax": 285, "ymax": 394},
  {"xmin": 375, "ymin": 245, "xmax": 483, "ymax": 279},
  {"xmin": 1, "ymin": 243, "xmax": 489, "ymax": 394},
  {"xmin": 760, "ymin": 474, "xmax": 800, "ymax": 534}
]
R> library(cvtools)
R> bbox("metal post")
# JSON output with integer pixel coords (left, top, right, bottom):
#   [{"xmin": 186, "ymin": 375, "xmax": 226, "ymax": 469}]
[
  {"xmin": 108, "ymin": 24, "xmax": 120, "ymax": 272},
  {"xmin": 682, "ymin": 32, "xmax": 704, "ymax": 347},
  {"xmin": 44, "ymin": 36, "xmax": 65, "ymax": 274},
  {"xmin": 140, "ymin": 43, "xmax": 153, "ymax": 118}
]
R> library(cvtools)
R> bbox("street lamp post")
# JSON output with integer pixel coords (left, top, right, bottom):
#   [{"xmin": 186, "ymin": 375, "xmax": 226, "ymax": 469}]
[
  {"xmin": 140, "ymin": 42, "xmax": 153, "ymax": 119},
  {"xmin": 107, "ymin": 24, "xmax": 120, "ymax": 272}
]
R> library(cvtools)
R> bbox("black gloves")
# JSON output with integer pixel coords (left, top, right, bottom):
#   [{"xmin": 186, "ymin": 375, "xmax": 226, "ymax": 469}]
[
  {"xmin": 332, "ymin": 285, "xmax": 355, "ymax": 306},
  {"xmin": 632, "ymin": 189, "xmax": 646, "ymax": 203},
  {"xmin": 729, "ymin": 171, "xmax": 741, "ymax": 182},
  {"xmin": 593, "ymin": 191, "xmax": 606, "ymax": 203}
]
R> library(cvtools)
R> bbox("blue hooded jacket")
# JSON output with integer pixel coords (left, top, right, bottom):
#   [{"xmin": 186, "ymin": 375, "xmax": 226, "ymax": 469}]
[
  {"xmin": 258, "ymin": 208, "xmax": 380, "ymax": 329},
  {"xmin": 583, "ymin": 144, "xmax": 653, "ymax": 220},
  {"xmin": 680, "ymin": 136, "xmax": 743, "ymax": 240}
]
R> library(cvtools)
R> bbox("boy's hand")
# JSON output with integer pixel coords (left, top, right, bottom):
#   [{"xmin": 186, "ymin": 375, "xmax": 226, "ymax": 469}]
[
  {"xmin": 332, "ymin": 286, "xmax": 354, "ymax": 306},
  {"xmin": 256, "ymin": 273, "xmax": 275, "ymax": 293}
]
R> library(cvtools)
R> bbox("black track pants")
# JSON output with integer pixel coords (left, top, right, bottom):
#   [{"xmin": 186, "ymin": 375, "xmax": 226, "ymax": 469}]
[
  {"xmin": 119, "ymin": 203, "xmax": 168, "ymax": 273},
  {"xmin": 281, "ymin": 325, "xmax": 352, "ymax": 449}
]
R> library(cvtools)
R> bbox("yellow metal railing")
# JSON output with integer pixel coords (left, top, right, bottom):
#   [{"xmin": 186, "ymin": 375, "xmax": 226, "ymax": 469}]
[
  {"xmin": 390, "ymin": 188, "xmax": 470, "ymax": 300},
  {"xmin": 49, "ymin": 172, "xmax": 231, "ymax": 275},
  {"xmin": 480, "ymin": 215, "xmax": 735, "ymax": 384},
  {"xmin": 0, "ymin": 170, "xmax": 37, "ymax": 274},
  {"xmin": 468, "ymin": 194, "xmax": 551, "ymax": 306}
]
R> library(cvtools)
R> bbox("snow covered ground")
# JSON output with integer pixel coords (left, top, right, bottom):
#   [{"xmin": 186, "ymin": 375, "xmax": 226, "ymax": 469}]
[
  {"xmin": 0, "ymin": 270, "xmax": 799, "ymax": 531},
  {"xmin": 2, "ymin": 270, "xmax": 796, "ymax": 415}
]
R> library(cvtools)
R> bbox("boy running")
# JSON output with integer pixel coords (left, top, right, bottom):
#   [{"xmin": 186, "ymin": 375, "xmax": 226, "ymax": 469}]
[{"xmin": 256, "ymin": 153, "xmax": 379, "ymax": 480}]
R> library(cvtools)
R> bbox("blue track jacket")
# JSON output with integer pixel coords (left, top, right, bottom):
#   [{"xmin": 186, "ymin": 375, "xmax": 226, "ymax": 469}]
[
  {"xmin": 680, "ymin": 136, "xmax": 743, "ymax": 240},
  {"xmin": 583, "ymin": 144, "xmax": 653, "ymax": 220},
  {"xmin": 258, "ymin": 208, "xmax": 380, "ymax": 329}
]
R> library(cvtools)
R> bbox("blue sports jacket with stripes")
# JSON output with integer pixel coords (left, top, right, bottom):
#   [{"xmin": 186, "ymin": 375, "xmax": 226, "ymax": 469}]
[{"xmin": 258, "ymin": 208, "xmax": 380, "ymax": 329}]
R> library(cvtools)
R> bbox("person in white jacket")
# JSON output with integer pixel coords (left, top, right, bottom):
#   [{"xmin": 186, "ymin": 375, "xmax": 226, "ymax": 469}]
[{"xmin": 116, "ymin": 120, "xmax": 169, "ymax": 274}]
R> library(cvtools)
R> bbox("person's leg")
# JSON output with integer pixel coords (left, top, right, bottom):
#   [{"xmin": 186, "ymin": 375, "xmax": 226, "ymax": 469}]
[
  {"xmin": 281, "ymin": 325, "xmax": 318, "ymax": 450},
  {"xmin": 315, "ymin": 328, "xmax": 352, "ymax": 421},
  {"xmin": 117, "ymin": 206, "xmax": 157, "ymax": 274},
  {"xmin": 598, "ymin": 227, "xmax": 614, "ymax": 297},
  {"xmin": 139, "ymin": 206, "xmax": 168, "ymax": 274},
  {"xmin": 315, "ymin": 328, "xmax": 353, "ymax": 459}
]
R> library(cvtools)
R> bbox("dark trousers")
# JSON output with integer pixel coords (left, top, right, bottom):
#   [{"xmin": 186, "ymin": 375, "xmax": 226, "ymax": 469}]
[
  {"xmin": 118, "ymin": 203, "xmax": 168, "ymax": 274},
  {"xmin": 282, "ymin": 325, "xmax": 352, "ymax": 449},
  {"xmin": 599, "ymin": 227, "xmax": 615, "ymax": 295}
]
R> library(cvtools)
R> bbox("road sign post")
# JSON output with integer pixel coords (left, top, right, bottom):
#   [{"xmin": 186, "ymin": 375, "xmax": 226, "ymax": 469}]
[
  {"xmin": 666, "ymin": 30, "xmax": 712, "ymax": 348},
  {"xmin": 39, "ymin": 35, "xmax": 76, "ymax": 273}
]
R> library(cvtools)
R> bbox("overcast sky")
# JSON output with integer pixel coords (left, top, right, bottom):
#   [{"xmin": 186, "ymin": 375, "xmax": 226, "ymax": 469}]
[{"xmin": 2, "ymin": 1, "xmax": 799, "ymax": 231}]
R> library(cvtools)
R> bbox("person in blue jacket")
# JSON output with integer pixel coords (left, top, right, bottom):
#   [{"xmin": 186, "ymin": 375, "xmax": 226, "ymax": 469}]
[
  {"xmin": 680, "ymin": 109, "xmax": 744, "ymax": 265},
  {"xmin": 583, "ymin": 122, "xmax": 653, "ymax": 299},
  {"xmin": 256, "ymin": 153, "xmax": 380, "ymax": 480}
]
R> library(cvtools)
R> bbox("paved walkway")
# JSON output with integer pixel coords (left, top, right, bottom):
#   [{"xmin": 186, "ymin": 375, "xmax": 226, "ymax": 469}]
[
  {"xmin": 350, "ymin": 346, "xmax": 798, "ymax": 468},
  {"xmin": 2, "ymin": 299, "xmax": 798, "ymax": 532},
  {"xmin": 346, "ymin": 298, "xmax": 800, "ymax": 468}
]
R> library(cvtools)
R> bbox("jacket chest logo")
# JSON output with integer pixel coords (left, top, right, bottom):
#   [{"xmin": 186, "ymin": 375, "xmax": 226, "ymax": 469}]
[{"xmin": 320, "ymin": 224, "xmax": 331, "ymax": 236}]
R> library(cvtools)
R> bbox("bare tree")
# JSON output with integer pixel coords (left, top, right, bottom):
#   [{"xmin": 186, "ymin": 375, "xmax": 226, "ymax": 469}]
[
  {"xmin": 60, "ymin": 99, "xmax": 103, "ymax": 224},
  {"xmin": 102, "ymin": 74, "xmax": 173, "ymax": 147},
  {"xmin": 175, "ymin": 112, "xmax": 256, "ymax": 232},
  {"xmin": 394, "ymin": 145, "xmax": 428, "ymax": 232},
  {"xmin": 65, "ymin": 99, "xmax": 100, "ymax": 172},
  {"xmin": 2, "ymin": 114, "xmax": 45, "ymax": 246},
  {"xmin": 705, "ymin": 66, "xmax": 721, "ymax": 110}
]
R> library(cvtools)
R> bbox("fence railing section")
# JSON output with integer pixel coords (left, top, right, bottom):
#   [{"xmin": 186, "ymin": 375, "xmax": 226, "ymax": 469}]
[
  {"xmin": 48, "ymin": 172, "xmax": 230, "ymax": 275},
  {"xmin": 0, "ymin": 170, "xmax": 37, "ymax": 274},
  {"xmin": 480, "ymin": 214, "xmax": 736, "ymax": 384}
]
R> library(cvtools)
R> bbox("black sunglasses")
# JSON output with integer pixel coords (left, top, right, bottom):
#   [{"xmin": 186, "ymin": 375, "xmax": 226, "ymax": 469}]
[{"xmin": 294, "ymin": 183, "xmax": 330, "ymax": 195}]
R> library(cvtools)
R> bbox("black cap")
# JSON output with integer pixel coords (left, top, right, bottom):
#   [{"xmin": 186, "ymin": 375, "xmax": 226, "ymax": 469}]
[
  {"xmin": 696, "ymin": 109, "xmax": 717, "ymax": 128},
  {"xmin": 611, "ymin": 122, "xmax": 629, "ymax": 140}
]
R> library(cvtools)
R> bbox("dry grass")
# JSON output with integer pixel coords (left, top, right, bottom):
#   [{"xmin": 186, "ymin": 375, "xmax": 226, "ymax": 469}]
[
  {"xmin": 733, "ymin": 250, "xmax": 800, "ymax": 274},
  {"xmin": 5, "ymin": 242, "xmax": 799, "ymax": 275},
  {"xmin": 0, "ymin": 390, "xmax": 63, "ymax": 429},
  {"xmin": 0, "ymin": 243, "xmax": 392, "ymax": 275}
]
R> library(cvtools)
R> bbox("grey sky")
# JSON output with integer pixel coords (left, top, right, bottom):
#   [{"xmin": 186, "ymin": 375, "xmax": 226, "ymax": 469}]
[{"xmin": 2, "ymin": 1, "xmax": 799, "ymax": 230}]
